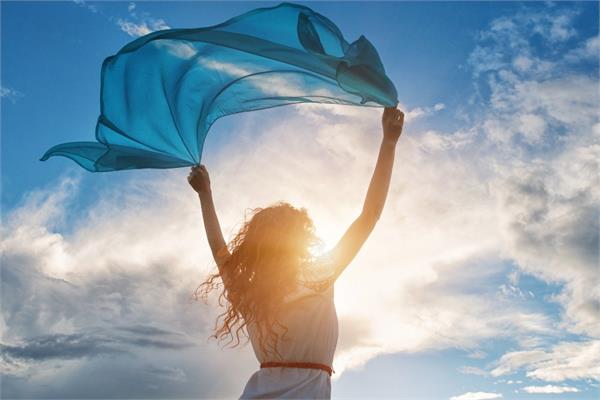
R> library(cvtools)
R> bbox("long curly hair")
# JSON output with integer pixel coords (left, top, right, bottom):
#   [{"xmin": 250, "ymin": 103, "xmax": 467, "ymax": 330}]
[{"xmin": 193, "ymin": 201, "xmax": 322, "ymax": 359}]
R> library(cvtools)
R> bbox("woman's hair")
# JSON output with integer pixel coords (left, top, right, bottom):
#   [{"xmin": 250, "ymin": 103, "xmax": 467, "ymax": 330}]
[{"xmin": 193, "ymin": 201, "xmax": 321, "ymax": 359}]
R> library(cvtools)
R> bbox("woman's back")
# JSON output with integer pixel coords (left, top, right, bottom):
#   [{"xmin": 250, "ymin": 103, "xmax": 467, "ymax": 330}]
[{"xmin": 240, "ymin": 266, "xmax": 338, "ymax": 399}]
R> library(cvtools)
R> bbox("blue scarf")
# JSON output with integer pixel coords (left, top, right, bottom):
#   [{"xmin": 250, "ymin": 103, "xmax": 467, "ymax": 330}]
[{"xmin": 40, "ymin": 2, "xmax": 398, "ymax": 172}]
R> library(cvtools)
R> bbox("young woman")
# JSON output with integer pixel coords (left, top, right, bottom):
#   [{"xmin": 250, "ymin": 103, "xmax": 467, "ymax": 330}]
[{"xmin": 187, "ymin": 106, "xmax": 404, "ymax": 399}]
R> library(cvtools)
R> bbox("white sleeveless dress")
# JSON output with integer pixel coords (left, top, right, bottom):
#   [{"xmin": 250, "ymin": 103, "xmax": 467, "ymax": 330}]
[{"xmin": 239, "ymin": 260, "xmax": 338, "ymax": 399}]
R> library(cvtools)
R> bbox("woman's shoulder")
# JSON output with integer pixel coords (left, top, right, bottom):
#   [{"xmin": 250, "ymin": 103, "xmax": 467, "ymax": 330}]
[{"xmin": 297, "ymin": 254, "xmax": 336, "ymax": 295}]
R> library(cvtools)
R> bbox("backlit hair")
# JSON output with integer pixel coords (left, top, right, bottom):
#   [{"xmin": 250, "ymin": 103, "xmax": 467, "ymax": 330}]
[{"xmin": 193, "ymin": 201, "xmax": 321, "ymax": 359}]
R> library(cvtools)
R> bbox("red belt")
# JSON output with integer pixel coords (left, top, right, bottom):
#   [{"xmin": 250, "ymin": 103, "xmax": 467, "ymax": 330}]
[{"xmin": 260, "ymin": 361, "xmax": 335, "ymax": 376}]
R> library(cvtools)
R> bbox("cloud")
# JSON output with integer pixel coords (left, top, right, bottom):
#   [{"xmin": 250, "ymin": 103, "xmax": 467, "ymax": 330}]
[
  {"xmin": 0, "ymin": 170, "xmax": 258, "ymax": 397},
  {"xmin": 418, "ymin": 128, "xmax": 476, "ymax": 153},
  {"xmin": 521, "ymin": 385, "xmax": 580, "ymax": 394},
  {"xmin": 1, "ymin": 333, "xmax": 121, "ymax": 362},
  {"xmin": 564, "ymin": 35, "xmax": 600, "ymax": 63},
  {"xmin": 141, "ymin": 364, "xmax": 187, "ymax": 382},
  {"xmin": 463, "ymin": 3, "xmax": 599, "ymax": 342},
  {"xmin": 115, "ymin": 2, "xmax": 170, "ymax": 37},
  {"xmin": 73, "ymin": 0, "xmax": 98, "ymax": 14},
  {"xmin": 72, "ymin": 0, "xmax": 166, "ymax": 36},
  {"xmin": 2, "ymin": 2, "xmax": 598, "ymax": 397},
  {"xmin": 490, "ymin": 341, "xmax": 600, "ymax": 382},
  {"xmin": 459, "ymin": 366, "xmax": 489, "ymax": 376},
  {"xmin": 405, "ymin": 103, "xmax": 446, "ymax": 121},
  {"xmin": 0, "ymin": 85, "xmax": 24, "ymax": 103},
  {"xmin": 448, "ymin": 3, "xmax": 598, "ymax": 389},
  {"xmin": 117, "ymin": 18, "xmax": 169, "ymax": 37},
  {"xmin": 467, "ymin": 6, "xmax": 580, "ymax": 79},
  {"xmin": 467, "ymin": 350, "xmax": 487, "ymax": 359},
  {"xmin": 213, "ymin": 104, "xmax": 556, "ymax": 376},
  {"xmin": 0, "ymin": 96, "xmax": 560, "ymax": 392},
  {"xmin": 449, "ymin": 391, "xmax": 503, "ymax": 400}
]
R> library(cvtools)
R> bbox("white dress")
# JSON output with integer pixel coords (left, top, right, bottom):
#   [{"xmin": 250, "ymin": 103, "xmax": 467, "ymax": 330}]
[{"xmin": 239, "ymin": 261, "xmax": 338, "ymax": 399}]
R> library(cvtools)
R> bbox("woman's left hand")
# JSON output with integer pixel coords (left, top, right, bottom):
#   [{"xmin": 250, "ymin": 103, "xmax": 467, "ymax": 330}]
[{"xmin": 188, "ymin": 164, "xmax": 211, "ymax": 194}]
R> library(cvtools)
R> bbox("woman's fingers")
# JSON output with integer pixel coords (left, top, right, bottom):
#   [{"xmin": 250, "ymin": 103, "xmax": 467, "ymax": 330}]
[
  {"xmin": 188, "ymin": 164, "xmax": 208, "ymax": 183},
  {"xmin": 383, "ymin": 107, "xmax": 403, "ymax": 118},
  {"xmin": 390, "ymin": 109, "xmax": 403, "ymax": 122},
  {"xmin": 191, "ymin": 164, "xmax": 207, "ymax": 173}
]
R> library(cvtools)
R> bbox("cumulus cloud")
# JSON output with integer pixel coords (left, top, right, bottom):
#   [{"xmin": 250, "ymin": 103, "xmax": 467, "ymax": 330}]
[
  {"xmin": 467, "ymin": 6, "xmax": 580, "ymax": 79},
  {"xmin": 0, "ymin": 96, "xmax": 563, "ymax": 395},
  {"xmin": 490, "ymin": 341, "xmax": 600, "ymax": 382},
  {"xmin": 465, "ymin": 0, "xmax": 599, "ymax": 327},
  {"xmin": 2, "ymin": 2, "xmax": 598, "ymax": 397},
  {"xmin": 449, "ymin": 391, "xmax": 503, "ymax": 400},
  {"xmin": 0, "ymin": 172, "xmax": 257, "ymax": 397},
  {"xmin": 521, "ymin": 384, "xmax": 580, "ymax": 394},
  {"xmin": 0, "ymin": 94, "xmax": 571, "ymax": 396},
  {"xmin": 459, "ymin": 4, "xmax": 599, "ymax": 388},
  {"xmin": 564, "ymin": 35, "xmax": 600, "ymax": 63}
]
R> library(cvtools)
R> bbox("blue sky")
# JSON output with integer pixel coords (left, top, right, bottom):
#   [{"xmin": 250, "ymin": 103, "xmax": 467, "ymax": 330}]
[{"xmin": 1, "ymin": 1, "xmax": 599, "ymax": 399}]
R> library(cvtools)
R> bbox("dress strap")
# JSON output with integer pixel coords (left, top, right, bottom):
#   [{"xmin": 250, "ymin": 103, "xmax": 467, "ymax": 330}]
[{"xmin": 260, "ymin": 361, "xmax": 335, "ymax": 376}]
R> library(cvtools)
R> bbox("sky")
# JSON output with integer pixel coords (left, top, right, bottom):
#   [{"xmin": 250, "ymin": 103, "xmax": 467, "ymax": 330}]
[{"xmin": 1, "ymin": 1, "xmax": 599, "ymax": 399}]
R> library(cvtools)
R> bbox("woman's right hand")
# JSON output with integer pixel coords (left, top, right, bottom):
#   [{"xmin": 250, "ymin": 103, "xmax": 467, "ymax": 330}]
[
  {"xmin": 188, "ymin": 164, "xmax": 211, "ymax": 195},
  {"xmin": 382, "ymin": 107, "xmax": 405, "ymax": 142}
]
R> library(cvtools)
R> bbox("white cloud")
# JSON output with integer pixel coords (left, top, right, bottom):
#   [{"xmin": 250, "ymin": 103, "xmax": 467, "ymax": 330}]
[
  {"xmin": 73, "ymin": 0, "xmax": 98, "ymax": 14},
  {"xmin": 468, "ymin": 7, "xmax": 581, "ymax": 80},
  {"xmin": 467, "ymin": 350, "xmax": 487, "ymax": 360},
  {"xmin": 0, "ymin": 170, "xmax": 258, "ymax": 397},
  {"xmin": 418, "ymin": 128, "xmax": 477, "ymax": 153},
  {"xmin": 521, "ymin": 385, "xmax": 580, "ymax": 394},
  {"xmin": 517, "ymin": 113, "xmax": 546, "ymax": 144},
  {"xmin": 491, "ymin": 349, "xmax": 551, "ymax": 377},
  {"xmin": 464, "ymin": 5, "xmax": 600, "ymax": 345},
  {"xmin": 456, "ymin": 4, "xmax": 598, "ymax": 390},
  {"xmin": 450, "ymin": 391, "xmax": 503, "ymax": 400},
  {"xmin": 1, "ymin": 85, "xmax": 24, "ymax": 103},
  {"xmin": 459, "ymin": 366, "xmax": 489, "ymax": 376},
  {"xmin": 117, "ymin": 18, "xmax": 169, "ymax": 37},
  {"xmin": 116, "ymin": 2, "xmax": 170, "ymax": 37},
  {"xmin": 512, "ymin": 54, "xmax": 533, "ymax": 72},
  {"xmin": 0, "ymin": 97, "xmax": 561, "ymax": 392},
  {"xmin": 2, "ymin": 2, "xmax": 598, "ymax": 397},
  {"xmin": 491, "ymin": 341, "xmax": 600, "ymax": 382},
  {"xmin": 546, "ymin": 12, "xmax": 578, "ymax": 41},
  {"xmin": 564, "ymin": 35, "xmax": 600, "ymax": 63},
  {"xmin": 405, "ymin": 102, "xmax": 446, "ymax": 121}
]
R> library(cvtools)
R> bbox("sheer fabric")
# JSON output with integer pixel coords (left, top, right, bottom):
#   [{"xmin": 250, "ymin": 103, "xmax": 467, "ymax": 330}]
[{"xmin": 40, "ymin": 2, "xmax": 398, "ymax": 172}]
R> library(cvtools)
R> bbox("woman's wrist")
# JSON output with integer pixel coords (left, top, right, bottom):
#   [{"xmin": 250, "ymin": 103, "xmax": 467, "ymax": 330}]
[
  {"xmin": 382, "ymin": 136, "xmax": 398, "ymax": 147},
  {"xmin": 198, "ymin": 189, "xmax": 212, "ymax": 200}
]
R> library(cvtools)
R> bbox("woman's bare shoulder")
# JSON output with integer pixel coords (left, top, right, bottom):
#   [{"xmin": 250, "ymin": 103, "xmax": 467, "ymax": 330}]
[{"xmin": 298, "ymin": 254, "xmax": 336, "ymax": 293}]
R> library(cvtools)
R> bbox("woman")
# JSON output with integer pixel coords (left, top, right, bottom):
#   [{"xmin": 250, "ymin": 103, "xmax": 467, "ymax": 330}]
[{"xmin": 187, "ymin": 106, "xmax": 404, "ymax": 399}]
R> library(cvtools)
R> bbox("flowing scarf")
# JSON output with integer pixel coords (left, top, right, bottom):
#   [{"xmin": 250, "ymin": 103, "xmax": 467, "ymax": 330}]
[{"xmin": 40, "ymin": 2, "xmax": 398, "ymax": 172}]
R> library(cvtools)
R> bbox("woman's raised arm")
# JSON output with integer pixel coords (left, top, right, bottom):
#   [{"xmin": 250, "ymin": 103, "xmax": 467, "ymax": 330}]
[
  {"xmin": 321, "ymin": 107, "xmax": 404, "ymax": 282},
  {"xmin": 188, "ymin": 165, "xmax": 231, "ymax": 269}
]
